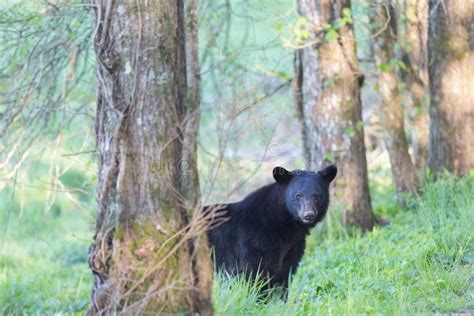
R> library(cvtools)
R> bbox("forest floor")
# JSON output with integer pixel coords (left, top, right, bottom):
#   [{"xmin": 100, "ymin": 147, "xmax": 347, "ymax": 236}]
[{"xmin": 1, "ymin": 174, "xmax": 473, "ymax": 314}]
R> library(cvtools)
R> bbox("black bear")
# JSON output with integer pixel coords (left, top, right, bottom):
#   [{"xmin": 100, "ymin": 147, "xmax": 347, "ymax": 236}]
[{"xmin": 205, "ymin": 165, "xmax": 337, "ymax": 289}]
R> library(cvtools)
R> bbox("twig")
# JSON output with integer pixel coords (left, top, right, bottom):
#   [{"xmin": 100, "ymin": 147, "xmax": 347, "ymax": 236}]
[{"xmin": 371, "ymin": 3, "xmax": 391, "ymax": 38}]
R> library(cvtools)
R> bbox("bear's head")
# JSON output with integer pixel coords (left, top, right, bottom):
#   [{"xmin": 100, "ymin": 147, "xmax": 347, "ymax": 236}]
[{"xmin": 272, "ymin": 165, "xmax": 337, "ymax": 226}]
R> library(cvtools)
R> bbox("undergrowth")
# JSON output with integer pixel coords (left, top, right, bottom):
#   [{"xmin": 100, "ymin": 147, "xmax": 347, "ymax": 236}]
[
  {"xmin": 212, "ymin": 175, "xmax": 474, "ymax": 315},
  {"xmin": 0, "ymin": 175, "xmax": 472, "ymax": 314}
]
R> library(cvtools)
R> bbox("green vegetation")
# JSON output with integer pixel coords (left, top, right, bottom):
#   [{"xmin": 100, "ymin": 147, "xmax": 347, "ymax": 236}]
[
  {"xmin": 213, "ymin": 174, "xmax": 474, "ymax": 315},
  {"xmin": 1, "ymin": 174, "xmax": 472, "ymax": 314},
  {"xmin": 0, "ymin": 190, "xmax": 92, "ymax": 314}
]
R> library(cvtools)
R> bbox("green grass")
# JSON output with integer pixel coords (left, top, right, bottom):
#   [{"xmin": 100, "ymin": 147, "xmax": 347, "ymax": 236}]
[
  {"xmin": 1, "ymin": 174, "xmax": 472, "ymax": 315},
  {"xmin": 212, "ymin": 174, "xmax": 474, "ymax": 315},
  {"xmin": 0, "ymin": 173, "xmax": 94, "ymax": 315}
]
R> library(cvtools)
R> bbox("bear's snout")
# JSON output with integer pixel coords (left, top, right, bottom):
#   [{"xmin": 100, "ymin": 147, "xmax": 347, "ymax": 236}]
[
  {"xmin": 299, "ymin": 207, "xmax": 317, "ymax": 224},
  {"xmin": 303, "ymin": 211, "xmax": 316, "ymax": 222},
  {"xmin": 296, "ymin": 198, "xmax": 319, "ymax": 224}
]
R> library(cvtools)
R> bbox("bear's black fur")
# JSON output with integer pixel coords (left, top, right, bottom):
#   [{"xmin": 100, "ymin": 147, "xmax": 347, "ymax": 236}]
[{"xmin": 205, "ymin": 165, "xmax": 337, "ymax": 289}]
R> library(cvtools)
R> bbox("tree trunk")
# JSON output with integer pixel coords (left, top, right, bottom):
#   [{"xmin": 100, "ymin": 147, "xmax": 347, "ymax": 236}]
[
  {"xmin": 87, "ymin": 1, "xmax": 213, "ymax": 314},
  {"xmin": 428, "ymin": 0, "xmax": 474, "ymax": 175},
  {"xmin": 370, "ymin": 2, "xmax": 419, "ymax": 199},
  {"xmin": 294, "ymin": 0, "xmax": 374, "ymax": 231},
  {"xmin": 403, "ymin": 0, "xmax": 430, "ymax": 174}
]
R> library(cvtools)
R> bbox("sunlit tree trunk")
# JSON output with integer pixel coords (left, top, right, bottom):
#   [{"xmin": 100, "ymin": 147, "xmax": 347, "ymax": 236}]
[
  {"xmin": 428, "ymin": 0, "xmax": 474, "ymax": 175},
  {"xmin": 370, "ymin": 2, "xmax": 419, "ymax": 199},
  {"xmin": 294, "ymin": 0, "xmax": 374, "ymax": 231},
  {"xmin": 87, "ymin": 1, "xmax": 213, "ymax": 314},
  {"xmin": 404, "ymin": 0, "xmax": 429, "ymax": 174}
]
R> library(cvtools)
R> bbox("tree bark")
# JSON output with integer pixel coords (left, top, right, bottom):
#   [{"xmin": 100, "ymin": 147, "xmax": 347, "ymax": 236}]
[
  {"xmin": 428, "ymin": 0, "xmax": 474, "ymax": 175},
  {"xmin": 294, "ymin": 0, "xmax": 374, "ymax": 231},
  {"xmin": 370, "ymin": 2, "xmax": 419, "ymax": 199},
  {"xmin": 87, "ymin": 1, "xmax": 213, "ymax": 314},
  {"xmin": 404, "ymin": 0, "xmax": 429, "ymax": 174}
]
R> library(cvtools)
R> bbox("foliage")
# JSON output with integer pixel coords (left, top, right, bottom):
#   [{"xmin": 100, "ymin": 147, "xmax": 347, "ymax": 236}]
[
  {"xmin": 1, "ymin": 174, "xmax": 472, "ymax": 314},
  {"xmin": 324, "ymin": 7, "xmax": 353, "ymax": 42},
  {"xmin": 0, "ymin": 183, "xmax": 92, "ymax": 314},
  {"xmin": 213, "ymin": 174, "xmax": 474, "ymax": 315},
  {"xmin": 0, "ymin": 1, "xmax": 95, "ymax": 189}
]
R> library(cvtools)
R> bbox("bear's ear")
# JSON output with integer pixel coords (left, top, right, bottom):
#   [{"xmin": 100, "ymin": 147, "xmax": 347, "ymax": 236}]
[
  {"xmin": 318, "ymin": 165, "xmax": 337, "ymax": 183},
  {"xmin": 273, "ymin": 167, "xmax": 293, "ymax": 184}
]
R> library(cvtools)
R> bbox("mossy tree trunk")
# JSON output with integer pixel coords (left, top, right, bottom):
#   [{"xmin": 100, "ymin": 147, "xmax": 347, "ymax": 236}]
[
  {"xmin": 87, "ymin": 1, "xmax": 213, "ymax": 314},
  {"xmin": 403, "ymin": 0, "xmax": 429, "ymax": 174},
  {"xmin": 427, "ymin": 0, "xmax": 474, "ymax": 175},
  {"xmin": 294, "ymin": 0, "xmax": 374, "ymax": 231},
  {"xmin": 370, "ymin": 2, "xmax": 419, "ymax": 200}
]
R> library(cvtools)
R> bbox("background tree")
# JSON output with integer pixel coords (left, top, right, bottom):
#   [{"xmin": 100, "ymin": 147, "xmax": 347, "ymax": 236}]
[
  {"xmin": 87, "ymin": 1, "xmax": 212, "ymax": 314},
  {"xmin": 369, "ymin": 2, "xmax": 418, "ymax": 199},
  {"xmin": 427, "ymin": 0, "xmax": 474, "ymax": 175},
  {"xmin": 402, "ymin": 0, "xmax": 429, "ymax": 174},
  {"xmin": 294, "ymin": 0, "xmax": 374, "ymax": 231}
]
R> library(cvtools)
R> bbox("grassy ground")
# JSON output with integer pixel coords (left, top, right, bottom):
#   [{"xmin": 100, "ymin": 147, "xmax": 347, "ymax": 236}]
[
  {"xmin": 0, "ymin": 187, "xmax": 93, "ymax": 314},
  {"xmin": 1, "ymin": 174, "xmax": 473, "ymax": 315},
  {"xmin": 214, "ymin": 175, "xmax": 474, "ymax": 315}
]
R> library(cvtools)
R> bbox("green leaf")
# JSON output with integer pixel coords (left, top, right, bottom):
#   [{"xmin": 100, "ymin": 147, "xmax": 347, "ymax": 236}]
[
  {"xmin": 274, "ymin": 22, "xmax": 285, "ymax": 31},
  {"xmin": 323, "ymin": 151, "xmax": 336, "ymax": 161},
  {"xmin": 342, "ymin": 7, "xmax": 353, "ymax": 23},
  {"xmin": 300, "ymin": 29, "xmax": 310, "ymax": 39},
  {"xmin": 294, "ymin": 16, "xmax": 310, "ymax": 42},
  {"xmin": 276, "ymin": 71, "xmax": 291, "ymax": 80},
  {"xmin": 324, "ymin": 28, "xmax": 339, "ymax": 42},
  {"xmin": 396, "ymin": 60, "xmax": 408, "ymax": 72},
  {"xmin": 345, "ymin": 126, "xmax": 356, "ymax": 137},
  {"xmin": 379, "ymin": 62, "xmax": 394, "ymax": 73}
]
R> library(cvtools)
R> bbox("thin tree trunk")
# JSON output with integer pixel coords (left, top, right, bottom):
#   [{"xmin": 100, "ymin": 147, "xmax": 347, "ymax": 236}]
[
  {"xmin": 87, "ymin": 1, "xmax": 213, "ymax": 314},
  {"xmin": 428, "ymin": 0, "xmax": 474, "ymax": 175},
  {"xmin": 370, "ymin": 2, "xmax": 419, "ymax": 199},
  {"xmin": 404, "ymin": 0, "xmax": 429, "ymax": 174},
  {"xmin": 294, "ymin": 0, "xmax": 374, "ymax": 231}
]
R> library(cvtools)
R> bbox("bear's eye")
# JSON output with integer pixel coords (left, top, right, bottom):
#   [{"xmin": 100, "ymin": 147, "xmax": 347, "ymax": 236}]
[
  {"xmin": 312, "ymin": 193, "xmax": 320, "ymax": 201},
  {"xmin": 295, "ymin": 193, "xmax": 302, "ymax": 200}
]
